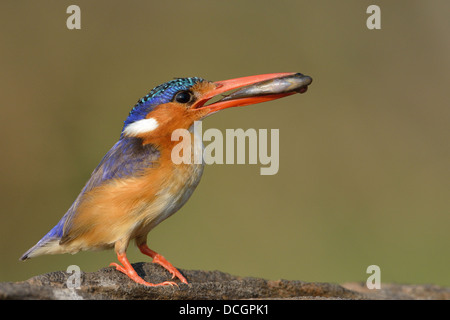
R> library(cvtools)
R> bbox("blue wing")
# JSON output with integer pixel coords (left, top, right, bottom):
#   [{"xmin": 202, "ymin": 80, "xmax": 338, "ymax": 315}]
[
  {"xmin": 20, "ymin": 137, "xmax": 160, "ymax": 259},
  {"xmin": 80, "ymin": 137, "xmax": 160, "ymax": 194}
]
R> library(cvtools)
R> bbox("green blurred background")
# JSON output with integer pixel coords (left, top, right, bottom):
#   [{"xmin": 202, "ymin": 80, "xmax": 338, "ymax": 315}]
[{"xmin": 1, "ymin": 1, "xmax": 449, "ymax": 286}]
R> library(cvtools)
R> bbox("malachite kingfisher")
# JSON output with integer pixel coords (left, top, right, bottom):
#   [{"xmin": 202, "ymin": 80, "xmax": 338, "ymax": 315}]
[{"xmin": 20, "ymin": 72, "xmax": 312, "ymax": 287}]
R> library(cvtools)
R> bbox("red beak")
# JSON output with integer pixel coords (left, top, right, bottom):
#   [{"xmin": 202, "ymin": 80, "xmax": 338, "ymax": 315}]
[{"xmin": 193, "ymin": 72, "xmax": 312, "ymax": 115}]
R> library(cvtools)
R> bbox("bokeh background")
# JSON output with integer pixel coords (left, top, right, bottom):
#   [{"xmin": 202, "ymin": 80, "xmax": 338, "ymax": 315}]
[{"xmin": 1, "ymin": 1, "xmax": 448, "ymax": 286}]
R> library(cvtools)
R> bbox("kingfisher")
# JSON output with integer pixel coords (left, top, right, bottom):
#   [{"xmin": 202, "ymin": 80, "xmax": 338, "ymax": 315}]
[{"xmin": 20, "ymin": 72, "xmax": 312, "ymax": 287}]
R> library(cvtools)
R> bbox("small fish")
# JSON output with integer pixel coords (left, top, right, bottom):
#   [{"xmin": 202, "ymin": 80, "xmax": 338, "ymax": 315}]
[{"xmin": 220, "ymin": 73, "xmax": 313, "ymax": 102}]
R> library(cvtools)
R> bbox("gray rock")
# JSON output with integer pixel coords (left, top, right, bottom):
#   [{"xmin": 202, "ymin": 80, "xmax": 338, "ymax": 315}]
[{"xmin": 1, "ymin": 263, "xmax": 448, "ymax": 300}]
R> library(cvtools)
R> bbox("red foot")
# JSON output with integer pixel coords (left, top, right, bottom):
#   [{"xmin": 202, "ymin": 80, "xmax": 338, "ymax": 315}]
[
  {"xmin": 110, "ymin": 252, "xmax": 177, "ymax": 287},
  {"xmin": 138, "ymin": 244, "xmax": 188, "ymax": 284}
]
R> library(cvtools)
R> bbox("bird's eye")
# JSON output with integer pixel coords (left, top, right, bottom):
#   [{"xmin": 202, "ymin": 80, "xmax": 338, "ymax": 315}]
[{"xmin": 174, "ymin": 91, "xmax": 193, "ymax": 104}]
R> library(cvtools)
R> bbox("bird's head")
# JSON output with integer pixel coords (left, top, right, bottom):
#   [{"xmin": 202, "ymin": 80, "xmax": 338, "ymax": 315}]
[{"xmin": 121, "ymin": 73, "xmax": 312, "ymax": 142}]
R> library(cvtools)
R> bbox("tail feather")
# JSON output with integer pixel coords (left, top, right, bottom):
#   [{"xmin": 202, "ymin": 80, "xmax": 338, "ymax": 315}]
[
  {"xmin": 19, "ymin": 221, "xmax": 66, "ymax": 261},
  {"xmin": 20, "ymin": 237, "xmax": 61, "ymax": 261}
]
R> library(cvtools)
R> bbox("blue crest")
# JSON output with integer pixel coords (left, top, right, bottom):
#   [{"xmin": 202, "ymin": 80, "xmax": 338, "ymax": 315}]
[{"xmin": 122, "ymin": 77, "xmax": 205, "ymax": 133}]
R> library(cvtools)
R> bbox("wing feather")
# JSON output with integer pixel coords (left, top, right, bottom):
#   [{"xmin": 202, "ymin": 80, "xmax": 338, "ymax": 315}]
[{"xmin": 24, "ymin": 137, "xmax": 160, "ymax": 256}]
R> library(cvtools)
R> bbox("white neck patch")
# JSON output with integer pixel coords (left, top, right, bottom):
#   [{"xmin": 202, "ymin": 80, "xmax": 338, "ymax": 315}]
[{"xmin": 123, "ymin": 117, "xmax": 159, "ymax": 137}]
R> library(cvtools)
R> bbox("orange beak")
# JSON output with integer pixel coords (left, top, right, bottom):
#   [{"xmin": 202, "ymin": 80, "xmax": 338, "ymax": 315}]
[{"xmin": 193, "ymin": 72, "xmax": 312, "ymax": 115}]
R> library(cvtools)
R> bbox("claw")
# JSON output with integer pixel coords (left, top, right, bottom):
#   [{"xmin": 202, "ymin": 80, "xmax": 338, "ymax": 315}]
[
  {"xmin": 138, "ymin": 244, "xmax": 188, "ymax": 284},
  {"xmin": 110, "ymin": 253, "xmax": 177, "ymax": 287}
]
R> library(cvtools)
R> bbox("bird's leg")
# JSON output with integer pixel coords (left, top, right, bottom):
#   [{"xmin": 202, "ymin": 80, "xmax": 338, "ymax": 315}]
[
  {"xmin": 110, "ymin": 251, "xmax": 177, "ymax": 287},
  {"xmin": 138, "ymin": 243, "xmax": 188, "ymax": 284}
]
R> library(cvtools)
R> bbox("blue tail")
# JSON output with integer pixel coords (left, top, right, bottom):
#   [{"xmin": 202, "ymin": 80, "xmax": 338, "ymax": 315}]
[{"xmin": 19, "ymin": 219, "xmax": 65, "ymax": 261}]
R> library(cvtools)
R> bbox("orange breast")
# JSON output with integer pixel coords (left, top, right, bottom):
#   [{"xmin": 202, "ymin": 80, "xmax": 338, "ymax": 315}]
[{"xmin": 60, "ymin": 131, "xmax": 204, "ymax": 253}]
